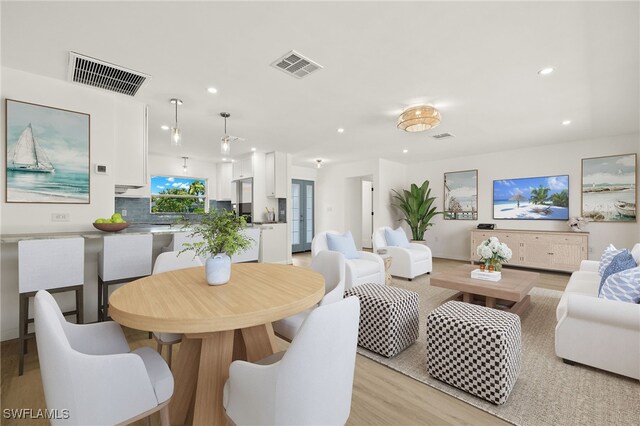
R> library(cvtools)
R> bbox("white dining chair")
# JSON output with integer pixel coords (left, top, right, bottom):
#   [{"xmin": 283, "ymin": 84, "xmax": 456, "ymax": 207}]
[
  {"xmin": 17, "ymin": 237, "xmax": 84, "ymax": 376},
  {"xmin": 34, "ymin": 290, "xmax": 174, "ymax": 426},
  {"xmin": 224, "ymin": 296, "xmax": 360, "ymax": 425},
  {"xmin": 98, "ymin": 234, "xmax": 153, "ymax": 321},
  {"xmin": 312, "ymin": 230, "xmax": 385, "ymax": 290},
  {"xmin": 152, "ymin": 250, "xmax": 202, "ymax": 367},
  {"xmin": 273, "ymin": 250, "xmax": 346, "ymax": 340}
]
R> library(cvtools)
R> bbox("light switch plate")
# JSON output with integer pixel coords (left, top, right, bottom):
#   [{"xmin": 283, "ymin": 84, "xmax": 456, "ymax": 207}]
[{"xmin": 51, "ymin": 213, "xmax": 70, "ymax": 222}]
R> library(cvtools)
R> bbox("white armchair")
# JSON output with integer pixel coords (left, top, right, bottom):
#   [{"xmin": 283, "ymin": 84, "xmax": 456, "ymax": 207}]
[
  {"xmin": 312, "ymin": 230, "xmax": 384, "ymax": 290},
  {"xmin": 152, "ymin": 250, "xmax": 203, "ymax": 367},
  {"xmin": 372, "ymin": 226, "xmax": 432, "ymax": 280},
  {"xmin": 273, "ymin": 250, "xmax": 346, "ymax": 340},
  {"xmin": 34, "ymin": 290, "xmax": 174, "ymax": 425},
  {"xmin": 224, "ymin": 296, "xmax": 360, "ymax": 425}
]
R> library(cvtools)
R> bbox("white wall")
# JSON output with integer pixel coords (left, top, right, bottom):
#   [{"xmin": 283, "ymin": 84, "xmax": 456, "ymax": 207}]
[
  {"xmin": 406, "ymin": 133, "xmax": 640, "ymax": 260},
  {"xmin": 376, "ymin": 159, "xmax": 408, "ymax": 232},
  {"xmin": 1, "ymin": 67, "xmax": 120, "ymax": 234},
  {"xmin": 291, "ymin": 165, "xmax": 317, "ymax": 182},
  {"xmin": 315, "ymin": 159, "xmax": 378, "ymax": 234}
]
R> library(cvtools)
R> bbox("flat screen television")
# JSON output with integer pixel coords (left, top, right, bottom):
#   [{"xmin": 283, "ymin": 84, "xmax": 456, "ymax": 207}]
[{"xmin": 493, "ymin": 175, "xmax": 569, "ymax": 220}]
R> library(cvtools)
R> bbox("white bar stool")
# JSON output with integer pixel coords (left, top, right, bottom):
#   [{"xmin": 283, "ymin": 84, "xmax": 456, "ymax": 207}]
[
  {"xmin": 18, "ymin": 237, "xmax": 84, "ymax": 375},
  {"xmin": 162, "ymin": 231, "xmax": 203, "ymax": 252},
  {"xmin": 98, "ymin": 234, "xmax": 153, "ymax": 321}
]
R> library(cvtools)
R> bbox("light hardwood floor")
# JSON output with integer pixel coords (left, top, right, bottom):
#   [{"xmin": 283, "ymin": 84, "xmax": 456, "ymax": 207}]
[{"xmin": 0, "ymin": 256, "xmax": 570, "ymax": 425}]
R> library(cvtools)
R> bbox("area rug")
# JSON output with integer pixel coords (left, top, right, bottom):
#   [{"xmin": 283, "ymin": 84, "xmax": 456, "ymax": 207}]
[{"xmin": 356, "ymin": 274, "xmax": 640, "ymax": 426}]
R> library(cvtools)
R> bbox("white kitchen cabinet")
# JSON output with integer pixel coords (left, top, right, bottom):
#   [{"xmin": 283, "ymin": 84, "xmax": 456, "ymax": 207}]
[
  {"xmin": 216, "ymin": 162, "xmax": 233, "ymax": 200},
  {"xmin": 232, "ymin": 155, "xmax": 254, "ymax": 180},
  {"xmin": 259, "ymin": 223, "xmax": 288, "ymax": 264},
  {"xmin": 115, "ymin": 99, "xmax": 148, "ymax": 188},
  {"xmin": 265, "ymin": 152, "xmax": 287, "ymax": 198}
]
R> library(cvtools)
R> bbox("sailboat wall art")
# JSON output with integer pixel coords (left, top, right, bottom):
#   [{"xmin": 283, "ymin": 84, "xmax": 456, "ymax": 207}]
[{"xmin": 5, "ymin": 99, "xmax": 90, "ymax": 204}]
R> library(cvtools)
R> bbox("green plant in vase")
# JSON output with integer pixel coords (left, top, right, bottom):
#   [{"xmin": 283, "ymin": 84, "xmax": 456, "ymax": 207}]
[
  {"xmin": 180, "ymin": 208, "xmax": 254, "ymax": 285},
  {"xmin": 391, "ymin": 180, "xmax": 442, "ymax": 241}
]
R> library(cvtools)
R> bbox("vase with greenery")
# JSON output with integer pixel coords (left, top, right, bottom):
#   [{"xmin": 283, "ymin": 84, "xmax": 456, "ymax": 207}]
[
  {"xmin": 181, "ymin": 208, "xmax": 254, "ymax": 285},
  {"xmin": 391, "ymin": 180, "xmax": 442, "ymax": 241}
]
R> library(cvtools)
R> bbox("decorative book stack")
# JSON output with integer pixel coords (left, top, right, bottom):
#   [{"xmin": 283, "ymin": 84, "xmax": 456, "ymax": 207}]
[{"xmin": 471, "ymin": 269, "xmax": 502, "ymax": 282}]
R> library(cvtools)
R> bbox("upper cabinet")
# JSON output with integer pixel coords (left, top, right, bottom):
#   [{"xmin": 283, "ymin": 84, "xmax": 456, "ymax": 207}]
[
  {"xmin": 232, "ymin": 155, "xmax": 254, "ymax": 180},
  {"xmin": 216, "ymin": 162, "xmax": 233, "ymax": 201},
  {"xmin": 265, "ymin": 152, "xmax": 287, "ymax": 198},
  {"xmin": 115, "ymin": 99, "xmax": 148, "ymax": 188}
]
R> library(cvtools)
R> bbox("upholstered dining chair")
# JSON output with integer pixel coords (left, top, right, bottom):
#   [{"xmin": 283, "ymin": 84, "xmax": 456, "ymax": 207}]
[
  {"xmin": 34, "ymin": 290, "xmax": 173, "ymax": 426},
  {"xmin": 372, "ymin": 226, "xmax": 432, "ymax": 280},
  {"xmin": 152, "ymin": 250, "xmax": 203, "ymax": 367},
  {"xmin": 273, "ymin": 250, "xmax": 346, "ymax": 340},
  {"xmin": 312, "ymin": 230, "xmax": 385, "ymax": 290},
  {"xmin": 224, "ymin": 296, "xmax": 360, "ymax": 425}
]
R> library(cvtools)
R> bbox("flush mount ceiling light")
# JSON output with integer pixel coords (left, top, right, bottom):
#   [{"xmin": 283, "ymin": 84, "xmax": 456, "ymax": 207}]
[
  {"xmin": 181, "ymin": 156, "xmax": 189, "ymax": 173},
  {"xmin": 316, "ymin": 159, "xmax": 323, "ymax": 169},
  {"xmin": 397, "ymin": 105, "xmax": 441, "ymax": 132},
  {"xmin": 207, "ymin": 87, "xmax": 218, "ymax": 94},
  {"xmin": 562, "ymin": 120, "xmax": 572, "ymax": 125},
  {"xmin": 337, "ymin": 128, "xmax": 345, "ymax": 133},
  {"xmin": 538, "ymin": 67, "xmax": 555, "ymax": 75},
  {"xmin": 170, "ymin": 98, "xmax": 183, "ymax": 147}
]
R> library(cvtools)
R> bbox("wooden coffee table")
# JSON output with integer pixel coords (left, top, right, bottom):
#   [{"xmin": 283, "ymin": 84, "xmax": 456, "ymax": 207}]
[{"xmin": 430, "ymin": 264, "xmax": 539, "ymax": 316}]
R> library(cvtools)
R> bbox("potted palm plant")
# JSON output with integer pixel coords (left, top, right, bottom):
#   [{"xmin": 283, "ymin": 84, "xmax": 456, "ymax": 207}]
[
  {"xmin": 391, "ymin": 180, "xmax": 442, "ymax": 241},
  {"xmin": 181, "ymin": 208, "xmax": 254, "ymax": 285}
]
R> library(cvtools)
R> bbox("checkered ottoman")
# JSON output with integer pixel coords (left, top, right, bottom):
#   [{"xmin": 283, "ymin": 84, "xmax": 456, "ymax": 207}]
[
  {"xmin": 345, "ymin": 283, "xmax": 419, "ymax": 358},
  {"xmin": 426, "ymin": 301, "xmax": 521, "ymax": 405}
]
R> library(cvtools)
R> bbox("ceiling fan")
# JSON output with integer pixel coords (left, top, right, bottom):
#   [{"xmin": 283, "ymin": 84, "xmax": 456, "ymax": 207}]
[{"xmin": 220, "ymin": 112, "xmax": 245, "ymax": 155}]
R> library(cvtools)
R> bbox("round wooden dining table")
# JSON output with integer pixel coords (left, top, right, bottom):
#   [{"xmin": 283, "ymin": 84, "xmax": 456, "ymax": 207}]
[{"xmin": 109, "ymin": 263, "xmax": 324, "ymax": 426}]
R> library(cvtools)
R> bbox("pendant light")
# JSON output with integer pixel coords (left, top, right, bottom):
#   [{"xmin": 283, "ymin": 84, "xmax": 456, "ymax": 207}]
[
  {"xmin": 170, "ymin": 98, "xmax": 183, "ymax": 146},
  {"xmin": 181, "ymin": 156, "xmax": 189, "ymax": 174},
  {"xmin": 220, "ymin": 112, "xmax": 231, "ymax": 155}
]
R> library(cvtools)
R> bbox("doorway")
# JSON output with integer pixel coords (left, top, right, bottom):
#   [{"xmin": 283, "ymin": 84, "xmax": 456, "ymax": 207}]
[
  {"xmin": 292, "ymin": 179, "xmax": 314, "ymax": 253},
  {"xmin": 361, "ymin": 180, "xmax": 373, "ymax": 248}
]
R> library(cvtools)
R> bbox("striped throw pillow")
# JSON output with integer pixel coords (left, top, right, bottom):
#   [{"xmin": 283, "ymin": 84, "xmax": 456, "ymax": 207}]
[{"xmin": 600, "ymin": 266, "xmax": 640, "ymax": 303}]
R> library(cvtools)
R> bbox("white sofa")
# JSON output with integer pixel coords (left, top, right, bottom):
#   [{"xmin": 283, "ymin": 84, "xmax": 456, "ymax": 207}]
[
  {"xmin": 555, "ymin": 243, "xmax": 640, "ymax": 380},
  {"xmin": 372, "ymin": 227, "xmax": 432, "ymax": 280},
  {"xmin": 312, "ymin": 231, "xmax": 385, "ymax": 290}
]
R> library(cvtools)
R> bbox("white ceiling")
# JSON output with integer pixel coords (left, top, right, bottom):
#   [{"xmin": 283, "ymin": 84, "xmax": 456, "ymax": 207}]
[{"xmin": 2, "ymin": 1, "xmax": 638, "ymax": 167}]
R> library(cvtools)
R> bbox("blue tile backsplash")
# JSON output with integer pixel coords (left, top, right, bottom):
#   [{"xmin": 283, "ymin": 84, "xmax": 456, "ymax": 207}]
[{"xmin": 115, "ymin": 197, "xmax": 232, "ymax": 224}]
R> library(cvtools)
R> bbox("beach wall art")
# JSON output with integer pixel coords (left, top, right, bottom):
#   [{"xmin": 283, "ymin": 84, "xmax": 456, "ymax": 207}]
[
  {"xmin": 5, "ymin": 99, "xmax": 90, "ymax": 204},
  {"xmin": 493, "ymin": 175, "xmax": 569, "ymax": 220},
  {"xmin": 581, "ymin": 153, "xmax": 636, "ymax": 222},
  {"xmin": 444, "ymin": 169, "xmax": 477, "ymax": 220}
]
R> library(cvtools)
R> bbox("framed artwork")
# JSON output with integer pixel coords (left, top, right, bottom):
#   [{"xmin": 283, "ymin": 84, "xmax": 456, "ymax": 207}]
[
  {"xmin": 582, "ymin": 153, "xmax": 637, "ymax": 222},
  {"xmin": 493, "ymin": 175, "xmax": 569, "ymax": 220},
  {"xmin": 5, "ymin": 99, "xmax": 90, "ymax": 204},
  {"xmin": 444, "ymin": 169, "xmax": 478, "ymax": 220}
]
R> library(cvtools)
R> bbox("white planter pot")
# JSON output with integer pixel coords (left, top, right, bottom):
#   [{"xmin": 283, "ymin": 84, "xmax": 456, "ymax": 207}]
[{"xmin": 205, "ymin": 253, "xmax": 231, "ymax": 285}]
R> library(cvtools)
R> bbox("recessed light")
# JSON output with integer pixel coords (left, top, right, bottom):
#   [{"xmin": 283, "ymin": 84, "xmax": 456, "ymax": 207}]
[
  {"xmin": 251, "ymin": 147, "xmax": 256, "ymax": 152},
  {"xmin": 337, "ymin": 128, "xmax": 345, "ymax": 133},
  {"xmin": 538, "ymin": 67, "xmax": 555, "ymax": 75},
  {"xmin": 562, "ymin": 120, "xmax": 571, "ymax": 125},
  {"xmin": 161, "ymin": 125, "xmax": 169, "ymax": 130},
  {"xmin": 403, "ymin": 149, "xmax": 408, "ymax": 154},
  {"xmin": 222, "ymin": 157, "xmax": 227, "ymax": 161},
  {"xmin": 207, "ymin": 87, "xmax": 218, "ymax": 94},
  {"xmin": 231, "ymin": 159, "xmax": 236, "ymax": 163}
]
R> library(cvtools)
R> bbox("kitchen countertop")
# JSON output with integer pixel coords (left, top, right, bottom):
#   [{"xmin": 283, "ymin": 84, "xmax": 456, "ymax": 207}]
[
  {"xmin": 0, "ymin": 222, "xmax": 287, "ymax": 244},
  {"xmin": 0, "ymin": 225, "xmax": 189, "ymax": 243}
]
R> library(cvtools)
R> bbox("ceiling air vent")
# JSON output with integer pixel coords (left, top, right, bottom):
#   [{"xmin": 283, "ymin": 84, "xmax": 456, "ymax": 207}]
[
  {"xmin": 431, "ymin": 132, "xmax": 455, "ymax": 139},
  {"xmin": 67, "ymin": 52, "xmax": 151, "ymax": 96},
  {"xmin": 270, "ymin": 50, "xmax": 323, "ymax": 79}
]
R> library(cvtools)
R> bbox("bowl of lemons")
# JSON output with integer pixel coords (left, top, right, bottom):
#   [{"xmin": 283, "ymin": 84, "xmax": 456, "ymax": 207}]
[{"xmin": 93, "ymin": 213, "xmax": 129, "ymax": 232}]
